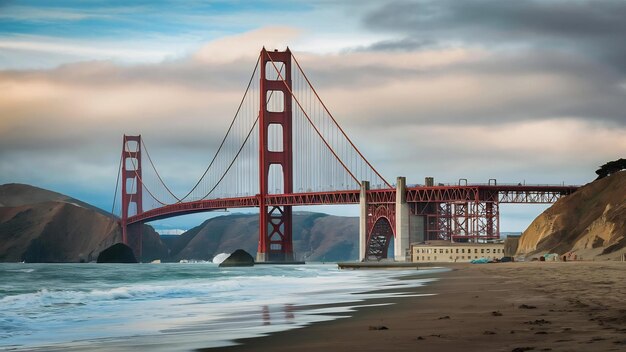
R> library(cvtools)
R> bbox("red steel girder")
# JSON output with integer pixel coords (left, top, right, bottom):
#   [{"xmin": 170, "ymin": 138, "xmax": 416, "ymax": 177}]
[
  {"xmin": 126, "ymin": 185, "xmax": 578, "ymax": 226},
  {"xmin": 127, "ymin": 196, "xmax": 258, "ymax": 224},
  {"xmin": 265, "ymin": 190, "xmax": 360, "ymax": 206},
  {"xmin": 406, "ymin": 186, "xmax": 479, "ymax": 203}
]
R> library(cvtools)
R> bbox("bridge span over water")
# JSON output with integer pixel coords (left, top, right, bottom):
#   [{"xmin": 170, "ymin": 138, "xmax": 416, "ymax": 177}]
[{"xmin": 114, "ymin": 48, "xmax": 578, "ymax": 262}]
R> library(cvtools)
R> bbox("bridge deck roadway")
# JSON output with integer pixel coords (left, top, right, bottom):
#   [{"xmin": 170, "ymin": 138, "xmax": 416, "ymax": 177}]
[{"xmin": 126, "ymin": 184, "xmax": 579, "ymax": 224}]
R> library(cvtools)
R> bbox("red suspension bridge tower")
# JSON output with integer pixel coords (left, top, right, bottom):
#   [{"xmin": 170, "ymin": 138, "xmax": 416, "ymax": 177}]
[
  {"xmin": 258, "ymin": 49, "xmax": 294, "ymax": 262},
  {"xmin": 120, "ymin": 134, "xmax": 143, "ymax": 259}
]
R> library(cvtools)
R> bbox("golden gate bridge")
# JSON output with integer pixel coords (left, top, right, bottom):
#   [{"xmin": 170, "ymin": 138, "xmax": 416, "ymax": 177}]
[{"xmin": 112, "ymin": 48, "xmax": 578, "ymax": 262}]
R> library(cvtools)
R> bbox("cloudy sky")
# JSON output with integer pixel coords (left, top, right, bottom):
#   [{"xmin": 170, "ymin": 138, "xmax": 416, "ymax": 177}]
[{"xmin": 1, "ymin": 0, "xmax": 624, "ymax": 231}]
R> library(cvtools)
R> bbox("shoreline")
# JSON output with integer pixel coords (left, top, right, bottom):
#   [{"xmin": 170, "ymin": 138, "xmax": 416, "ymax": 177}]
[{"xmin": 209, "ymin": 262, "xmax": 626, "ymax": 352}]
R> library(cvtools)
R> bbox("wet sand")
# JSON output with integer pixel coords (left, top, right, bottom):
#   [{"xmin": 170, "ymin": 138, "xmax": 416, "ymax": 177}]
[{"xmin": 211, "ymin": 261, "xmax": 626, "ymax": 352}]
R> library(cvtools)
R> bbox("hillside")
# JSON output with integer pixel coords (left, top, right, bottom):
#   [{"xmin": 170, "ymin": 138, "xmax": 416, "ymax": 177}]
[
  {"xmin": 517, "ymin": 171, "xmax": 626, "ymax": 260},
  {"xmin": 0, "ymin": 183, "xmax": 168, "ymax": 262},
  {"xmin": 0, "ymin": 183, "xmax": 360, "ymax": 263},
  {"xmin": 168, "ymin": 212, "xmax": 359, "ymax": 262}
]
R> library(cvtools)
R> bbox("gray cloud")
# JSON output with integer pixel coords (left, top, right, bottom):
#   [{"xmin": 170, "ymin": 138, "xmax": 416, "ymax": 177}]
[
  {"xmin": 363, "ymin": 0, "xmax": 626, "ymax": 71},
  {"xmin": 0, "ymin": 58, "xmax": 256, "ymax": 92},
  {"xmin": 354, "ymin": 0, "xmax": 626, "ymax": 126},
  {"xmin": 351, "ymin": 37, "xmax": 434, "ymax": 52}
]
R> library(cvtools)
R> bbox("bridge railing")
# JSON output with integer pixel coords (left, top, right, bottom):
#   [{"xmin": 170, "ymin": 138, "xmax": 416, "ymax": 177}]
[{"xmin": 408, "ymin": 182, "xmax": 578, "ymax": 187}]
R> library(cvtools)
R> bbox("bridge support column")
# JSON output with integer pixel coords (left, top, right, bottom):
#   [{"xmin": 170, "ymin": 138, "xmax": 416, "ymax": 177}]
[
  {"xmin": 121, "ymin": 134, "xmax": 143, "ymax": 261},
  {"xmin": 257, "ymin": 48, "xmax": 294, "ymax": 263},
  {"xmin": 359, "ymin": 181, "xmax": 369, "ymax": 262},
  {"xmin": 394, "ymin": 176, "xmax": 410, "ymax": 261}
]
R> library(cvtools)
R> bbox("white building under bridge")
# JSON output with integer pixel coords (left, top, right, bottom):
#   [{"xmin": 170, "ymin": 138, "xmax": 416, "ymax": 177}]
[{"xmin": 410, "ymin": 240, "xmax": 505, "ymax": 263}]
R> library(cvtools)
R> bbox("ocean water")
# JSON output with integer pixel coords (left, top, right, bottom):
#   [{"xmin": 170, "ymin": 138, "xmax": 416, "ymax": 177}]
[{"xmin": 0, "ymin": 263, "xmax": 445, "ymax": 351}]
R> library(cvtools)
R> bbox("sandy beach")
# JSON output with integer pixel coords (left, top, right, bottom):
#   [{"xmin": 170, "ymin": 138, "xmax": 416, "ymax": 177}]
[{"xmin": 213, "ymin": 262, "xmax": 626, "ymax": 352}]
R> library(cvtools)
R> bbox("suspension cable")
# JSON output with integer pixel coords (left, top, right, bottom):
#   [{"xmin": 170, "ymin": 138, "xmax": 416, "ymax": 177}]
[
  {"xmin": 266, "ymin": 50, "xmax": 361, "ymax": 186},
  {"xmin": 201, "ymin": 116, "xmax": 259, "ymax": 199},
  {"xmin": 127, "ymin": 149, "xmax": 168, "ymax": 206},
  {"xmin": 291, "ymin": 53, "xmax": 392, "ymax": 188},
  {"xmin": 197, "ymin": 66, "xmax": 284, "ymax": 200},
  {"xmin": 178, "ymin": 55, "xmax": 261, "ymax": 202},
  {"xmin": 111, "ymin": 151, "xmax": 123, "ymax": 215},
  {"xmin": 141, "ymin": 138, "xmax": 182, "ymax": 202}
]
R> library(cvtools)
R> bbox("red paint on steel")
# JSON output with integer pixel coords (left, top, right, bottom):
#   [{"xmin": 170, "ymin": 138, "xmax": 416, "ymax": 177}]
[
  {"xmin": 258, "ymin": 48, "xmax": 294, "ymax": 261},
  {"xmin": 121, "ymin": 135, "xmax": 143, "ymax": 259},
  {"xmin": 124, "ymin": 185, "xmax": 578, "ymax": 226},
  {"xmin": 266, "ymin": 50, "xmax": 361, "ymax": 187}
]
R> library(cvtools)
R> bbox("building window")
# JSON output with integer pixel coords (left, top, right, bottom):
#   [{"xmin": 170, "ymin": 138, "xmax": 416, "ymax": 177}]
[
  {"xmin": 486, "ymin": 249, "xmax": 490, "ymax": 253},
  {"xmin": 461, "ymin": 256, "xmax": 465, "ymax": 259},
  {"xmin": 461, "ymin": 249, "xmax": 465, "ymax": 253},
  {"xmin": 456, "ymin": 249, "xmax": 459, "ymax": 253},
  {"xmin": 445, "ymin": 249, "xmax": 449, "ymax": 254},
  {"xmin": 475, "ymin": 249, "xmax": 478, "ymax": 253},
  {"xmin": 481, "ymin": 249, "xmax": 485, "ymax": 254}
]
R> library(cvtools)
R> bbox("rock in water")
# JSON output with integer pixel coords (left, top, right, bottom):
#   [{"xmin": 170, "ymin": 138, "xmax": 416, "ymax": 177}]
[
  {"xmin": 219, "ymin": 249, "xmax": 254, "ymax": 267},
  {"xmin": 97, "ymin": 243, "xmax": 137, "ymax": 263}
]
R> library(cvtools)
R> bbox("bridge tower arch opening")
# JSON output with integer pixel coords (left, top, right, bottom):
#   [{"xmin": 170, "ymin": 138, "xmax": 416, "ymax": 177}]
[{"xmin": 366, "ymin": 217, "xmax": 395, "ymax": 261}]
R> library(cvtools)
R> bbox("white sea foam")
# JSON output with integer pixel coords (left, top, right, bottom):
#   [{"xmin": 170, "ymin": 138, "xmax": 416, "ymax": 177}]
[
  {"xmin": 6, "ymin": 268, "xmax": 34, "ymax": 273},
  {"xmin": 212, "ymin": 253, "xmax": 230, "ymax": 264},
  {"xmin": 0, "ymin": 263, "xmax": 447, "ymax": 351}
]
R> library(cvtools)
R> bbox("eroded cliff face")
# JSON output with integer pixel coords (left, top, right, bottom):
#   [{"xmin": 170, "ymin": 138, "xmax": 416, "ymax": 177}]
[
  {"xmin": 0, "ymin": 200, "xmax": 122, "ymax": 262},
  {"xmin": 0, "ymin": 183, "xmax": 167, "ymax": 262},
  {"xmin": 517, "ymin": 172, "xmax": 626, "ymax": 259}
]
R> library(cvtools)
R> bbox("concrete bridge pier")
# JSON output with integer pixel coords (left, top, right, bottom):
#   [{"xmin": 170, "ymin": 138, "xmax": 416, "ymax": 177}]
[
  {"xmin": 359, "ymin": 180, "xmax": 369, "ymax": 262},
  {"xmin": 394, "ymin": 176, "xmax": 410, "ymax": 261}
]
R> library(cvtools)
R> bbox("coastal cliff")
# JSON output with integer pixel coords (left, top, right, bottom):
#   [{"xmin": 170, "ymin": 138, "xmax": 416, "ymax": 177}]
[
  {"xmin": 517, "ymin": 171, "xmax": 626, "ymax": 260},
  {"xmin": 0, "ymin": 183, "xmax": 167, "ymax": 262}
]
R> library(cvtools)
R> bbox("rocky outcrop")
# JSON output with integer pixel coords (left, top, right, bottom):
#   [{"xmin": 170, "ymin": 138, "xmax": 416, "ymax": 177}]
[
  {"xmin": 219, "ymin": 249, "xmax": 254, "ymax": 267},
  {"xmin": 517, "ymin": 171, "xmax": 626, "ymax": 260},
  {"xmin": 97, "ymin": 243, "xmax": 137, "ymax": 263}
]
